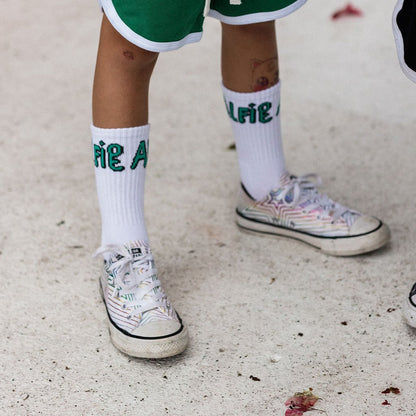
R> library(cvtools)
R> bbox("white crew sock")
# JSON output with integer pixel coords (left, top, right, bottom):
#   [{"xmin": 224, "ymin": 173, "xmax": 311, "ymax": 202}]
[
  {"xmin": 222, "ymin": 82, "xmax": 286, "ymax": 200},
  {"xmin": 91, "ymin": 124, "xmax": 150, "ymax": 246}
]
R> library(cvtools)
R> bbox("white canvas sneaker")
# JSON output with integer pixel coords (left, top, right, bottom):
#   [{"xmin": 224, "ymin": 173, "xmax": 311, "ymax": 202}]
[
  {"xmin": 236, "ymin": 173, "xmax": 390, "ymax": 256},
  {"xmin": 95, "ymin": 241, "xmax": 188, "ymax": 358}
]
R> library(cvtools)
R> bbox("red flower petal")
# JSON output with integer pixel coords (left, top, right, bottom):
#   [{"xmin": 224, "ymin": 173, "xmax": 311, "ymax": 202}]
[
  {"xmin": 332, "ymin": 3, "xmax": 363, "ymax": 20},
  {"xmin": 382, "ymin": 387, "xmax": 401, "ymax": 395},
  {"xmin": 285, "ymin": 390, "xmax": 320, "ymax": 412}
]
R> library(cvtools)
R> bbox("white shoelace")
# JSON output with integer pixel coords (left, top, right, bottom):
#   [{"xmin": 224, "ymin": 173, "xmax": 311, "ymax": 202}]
[
  {"xmin": 276, "ymin": 174, "xmax": 359, "ymax": 226},
  {"xmin": 94, "ymin": 245, "xmax": 166, "ymax": 319}
]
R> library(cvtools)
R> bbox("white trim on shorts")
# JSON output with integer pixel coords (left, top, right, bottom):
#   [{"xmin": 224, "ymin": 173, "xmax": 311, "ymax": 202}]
[
  {"xmin": 99, "ymin": 0, "xmax": 203, "ymax": 52},
  {"xmin": 392, "ymin": 0, "xmax": 416, "ymax": 83},
  {"xmin": 99, "ymin": 0, "xmax": 307, "ymax": 52},
  {"xmin": 208, "ymin": 0, "xmax": 308, "ymax": 25}
]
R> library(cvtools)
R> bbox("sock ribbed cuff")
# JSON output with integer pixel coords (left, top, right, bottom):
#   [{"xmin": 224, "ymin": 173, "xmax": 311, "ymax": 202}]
[
  {"xmin": 221, "ymin": 81, "xmax": 281, "ymax": 102},
  {"xmin": 91, "ymin": 124, "xmax": 150, "ymax": 142}
]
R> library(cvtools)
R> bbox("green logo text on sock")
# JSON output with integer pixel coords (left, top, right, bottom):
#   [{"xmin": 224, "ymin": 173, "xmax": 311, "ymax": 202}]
[
  {"xmin": 93, "ymin": 139, "xmax": 148, "ymax": 171},
  {"xmin": 130, "ymin": 140, "xmax": 148, "ymax": 169},
  {"xmin": 224, "ymin": 99, "xmax": 276, "ymax": 124}
]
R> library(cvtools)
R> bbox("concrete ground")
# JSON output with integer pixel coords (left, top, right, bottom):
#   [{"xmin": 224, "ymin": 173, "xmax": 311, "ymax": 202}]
[{"xmin": 1, "ymin": 0, "xmax": 416, "ymax": 415}]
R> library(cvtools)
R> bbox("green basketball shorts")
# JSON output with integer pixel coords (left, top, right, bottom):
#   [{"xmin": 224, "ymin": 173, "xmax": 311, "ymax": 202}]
[{"xmin": 99, "ymin": 0, "xmax": 307, "ymax": 52}]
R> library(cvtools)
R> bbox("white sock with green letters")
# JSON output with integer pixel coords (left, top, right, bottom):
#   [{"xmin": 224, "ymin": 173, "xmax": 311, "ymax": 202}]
[
  {"xmin": 222, "ymin": 82, "xmax": 286, "ymax": 200},
  {"xmin": 91, "ymin": 124, "xmax": 149, "ymax": 246}
]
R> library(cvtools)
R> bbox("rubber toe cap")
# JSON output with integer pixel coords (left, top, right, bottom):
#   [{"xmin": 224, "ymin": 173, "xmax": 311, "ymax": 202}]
[
  {"xmin": 131, "ymin": 319, "xmax": 182, "ymax": 338},
  {"xmin": 349, "ymin": 215, "xmax": 382, "ymax": 236}
]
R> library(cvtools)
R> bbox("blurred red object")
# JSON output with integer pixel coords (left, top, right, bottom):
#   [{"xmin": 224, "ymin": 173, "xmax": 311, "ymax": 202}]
[
  {"xmin": 284, "ymin": 391, "xmax": 319, "ymax": 415},
  {"xmin": 332, "ymin": 3, "xmax": 363, "ymax": 19}
]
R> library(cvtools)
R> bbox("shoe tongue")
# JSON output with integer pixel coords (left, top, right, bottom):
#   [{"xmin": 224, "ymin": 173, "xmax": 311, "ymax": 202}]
[
  {"xmin": 113, "ymin": 244, "xmax": 144, "ymax": 261},
  {"xmin": 131, "ymin": 246, "xmax": 143, "ymax": 258},
  {"xmin": 111, "ymin": 242, "xmax": 149, "ymax": 262},
  {"xmin": 128, "ymin": 241, "xmax": 150, "ymax": 258},
  {"xmin": 129, "ymin": 242, "xmax": 156, "ymax": 271}
]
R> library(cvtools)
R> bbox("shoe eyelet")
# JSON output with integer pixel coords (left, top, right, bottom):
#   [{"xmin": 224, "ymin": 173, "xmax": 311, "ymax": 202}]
[{"xmin": 122, "ymin": 304, "xmax": 127, "ymax": 309}]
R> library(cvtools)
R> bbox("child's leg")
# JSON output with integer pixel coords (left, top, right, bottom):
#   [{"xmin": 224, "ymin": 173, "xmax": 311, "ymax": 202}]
[
  {"xmin": 221, "ymin": 21, "xmax": 390, "ymax": 256},
  {"xmin": 93, "ymin": 15, "xmax": 158, "ymax": 128},
  {"xmin": 91, "ymin": 15, "xmax": 188, "ymax": 358},
  {"xmin": 92, "ymin": 15, "xmax": 158, "ymax": 246},
  {"xmin": 221, "ymin": 21, "xmax": 278, "ymax": 92},
  {"xmin": 221, "ymin": 21, "xmax": 286, "ymax": 200}
]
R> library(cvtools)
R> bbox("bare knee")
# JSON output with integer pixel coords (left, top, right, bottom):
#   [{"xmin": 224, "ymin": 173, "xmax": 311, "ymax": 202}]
[
  {"xmin": 118, "ymin": 45, "xmax": 159, "ymax": 73},
  {"xmin": 100, "ymin": 15, "xmax": 159, "ymax": 72}
]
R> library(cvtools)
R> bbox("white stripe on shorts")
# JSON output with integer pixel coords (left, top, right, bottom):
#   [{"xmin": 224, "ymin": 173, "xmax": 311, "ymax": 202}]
[{"xmin": 208, "ymin": 0, "xmax": 307, "ymax": 25}]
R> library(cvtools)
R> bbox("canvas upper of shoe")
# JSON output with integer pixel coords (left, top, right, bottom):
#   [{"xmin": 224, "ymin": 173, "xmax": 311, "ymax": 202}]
[
  {"xmin": 237, "ymin": 172, "xmax": 378, "ymax": 238},
  {"xmin": 272, "ymin": 173, "xmax": 360, "ymax": 226},
  {"xmin": 94, "ymin": 241, "xmax": 180, "ymax": 337}
]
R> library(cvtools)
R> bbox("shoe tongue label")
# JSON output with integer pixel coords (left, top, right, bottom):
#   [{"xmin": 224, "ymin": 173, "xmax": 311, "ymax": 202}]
[{"xmin": 131, "ymin": 247, "xmax": 142, "ymax": 258}]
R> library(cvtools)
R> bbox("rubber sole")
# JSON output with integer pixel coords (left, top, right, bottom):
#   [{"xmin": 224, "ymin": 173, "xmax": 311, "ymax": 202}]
[
  {"xmin": 107, "ymin": 316, "xmax": 189, "ymax": 359},
  {"xmin": 99, "ymin": 280, "xmax": 189, "ymax": 359},
  {"xmin": 236, "ymin": 213, "xmax": 391, "ymax": 256}
]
